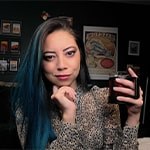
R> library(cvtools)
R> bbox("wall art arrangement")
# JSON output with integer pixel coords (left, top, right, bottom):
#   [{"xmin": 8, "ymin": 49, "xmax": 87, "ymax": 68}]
[
  {"xmin": 83, "ymin": 26, "xmax": 118, "ymax": 80},
  {"xmin": 0, "ymin": 20, "xmax": 21, "ymax": 73}
]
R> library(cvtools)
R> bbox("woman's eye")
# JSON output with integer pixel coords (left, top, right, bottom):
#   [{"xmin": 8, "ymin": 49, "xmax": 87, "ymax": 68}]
[
  {"xmin": 66, "ymin": 50, "xmax": 76, "ymax": 57},
  {"xmin": 43, "ymin": 55, "xmax": 55, "ymax": 61}
]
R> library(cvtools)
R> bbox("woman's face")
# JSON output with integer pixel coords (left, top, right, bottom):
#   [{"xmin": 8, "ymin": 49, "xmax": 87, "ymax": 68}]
[{"xmin": 42, "ymin": 30, "xmax": 81, "ymax": 89}]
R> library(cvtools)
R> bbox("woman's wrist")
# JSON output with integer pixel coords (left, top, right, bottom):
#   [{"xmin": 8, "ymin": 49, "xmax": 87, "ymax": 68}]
[
  {"xmin": 126, "ymin": 114, "xmax": 141, "ymax": 127},
  {"xmin": 62, "ymin": 111, "xmax": 76, "ymax": 124}
]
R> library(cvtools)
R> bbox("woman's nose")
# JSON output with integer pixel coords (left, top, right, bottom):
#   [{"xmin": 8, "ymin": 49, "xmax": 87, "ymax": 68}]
[{"xmin": 57, "ymin": 57, "xmax": 67, "ymax": 70}]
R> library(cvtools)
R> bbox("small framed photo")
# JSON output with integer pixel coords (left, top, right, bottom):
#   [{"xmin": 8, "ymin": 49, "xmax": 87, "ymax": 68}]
[
  {"xmin": 128, "ymin": 41, "xmax": 140, "ymax": 56},
  {"xmin": 12, "ymin": 21, "xmax": 21, "ymax": 36},
  {"xmin": 0, "ymin": 59, "xmax": 8, "ymax": 72},
  {"xmin": 9, "ymin": 58, "xmax": 19, "ymax": 72},
  {"xmin": 1, "ymin": 20, "xmax": 11, "ymax": 34},
  {"xmin": 0, "ymin": 40, "xmax": 9, "ymax": 54},
  {"xmin": 10, "ymin": 40, "xmax": 20, "ymax": 53}
]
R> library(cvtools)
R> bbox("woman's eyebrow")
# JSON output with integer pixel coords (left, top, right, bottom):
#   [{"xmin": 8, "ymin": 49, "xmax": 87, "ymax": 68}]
[
  {"xmin": 63, "ymin": 46, "xmax": 76, "ymax": 51},
  {"xmin": 43, "ymin": 46, "xmax": 76, "ymax": 54},
  {"xmin": 43, "ymin": 51, "xmax": 55, "ymax": 54}
]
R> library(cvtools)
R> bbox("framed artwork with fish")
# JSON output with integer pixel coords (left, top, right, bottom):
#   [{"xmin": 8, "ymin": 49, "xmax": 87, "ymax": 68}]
[{"xmin": 83, "ymin": 26, "xmax": 118, "ymax": 80}]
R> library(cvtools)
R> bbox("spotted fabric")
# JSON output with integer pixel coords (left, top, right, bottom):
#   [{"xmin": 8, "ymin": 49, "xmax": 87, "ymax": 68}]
[{"xmin": 16, "ymin": 85, "xmax": 139, "ymax": 150}]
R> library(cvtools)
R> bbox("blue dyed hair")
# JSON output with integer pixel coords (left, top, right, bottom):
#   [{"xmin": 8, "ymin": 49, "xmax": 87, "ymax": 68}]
[{"xmin": 10, "ymin": 16, "xmax": 90, "ymax": 149}]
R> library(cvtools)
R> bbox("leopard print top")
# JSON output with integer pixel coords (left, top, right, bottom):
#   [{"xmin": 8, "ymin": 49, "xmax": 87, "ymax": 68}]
[{"xmin": 16, "ymin": 85, "xmax": 139, "ymax": 150}]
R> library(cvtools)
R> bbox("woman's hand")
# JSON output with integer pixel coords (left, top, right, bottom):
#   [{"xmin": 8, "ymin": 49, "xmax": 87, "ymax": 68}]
[
  {"xmin": 113, "ymin": 67, "xmax": 143, "ymax": 126},
  {"xmin": 51, "ymin": 85, "xmax": 77, "ymax": 124}
]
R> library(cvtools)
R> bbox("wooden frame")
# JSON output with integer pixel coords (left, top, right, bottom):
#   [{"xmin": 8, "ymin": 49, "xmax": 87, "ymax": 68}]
[
  {"xmin": 1, "ymin": 20, "xmax": 11, "ymax": 34},
  {"xmin": 1, "ymin": 20, "xmax": 21, "ymax": 36},
  {"xmin": 12, "ymin": 21, "xmax": 21, "ymax": 36},
  {"xmin": 83, "ymin": 26, "xmax": 118, "ymax": 80},
  {"xmin": 10, "ymin": 40, "xmax": 20, "ymax": 53},
  {"xmin": 0, "ymin": 40, "xmax": 9, "ymax": 54},
  {"xmin": 9, "ymin": 58, "xmax": 19, "ymax": 72},
  {"xmin": 0, "ymin": 59, "xmax": 8, "ymax": 72}
]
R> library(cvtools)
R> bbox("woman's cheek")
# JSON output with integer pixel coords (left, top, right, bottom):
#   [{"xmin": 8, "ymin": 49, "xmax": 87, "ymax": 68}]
[{"xmin": 43, "ymin": 62, "xmax": 53, "ymax": 73}]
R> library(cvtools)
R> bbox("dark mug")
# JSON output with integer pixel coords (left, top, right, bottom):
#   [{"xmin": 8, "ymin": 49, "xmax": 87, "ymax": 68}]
[{"xmin": 108, "ymin": 74, "xmax": 139, "ymax": 104}]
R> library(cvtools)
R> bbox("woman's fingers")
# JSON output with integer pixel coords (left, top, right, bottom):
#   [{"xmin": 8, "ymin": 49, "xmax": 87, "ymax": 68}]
[
  {"xmin": 51, "ymin": 86, "xmax": 76, "ymax": 102},
  {"xmin": 116, "ymin": 86, "xmax": 143, "ymax": 106},
  {"xmin": 127, "ymin": 67, "xmax": 138, "ymax": 78}
]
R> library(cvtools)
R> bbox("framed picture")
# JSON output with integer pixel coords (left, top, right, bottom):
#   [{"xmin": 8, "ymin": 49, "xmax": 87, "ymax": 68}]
[
  {"xmin": 83, "ymin": 26, "xmax": 118, "ymax": 80},
  {"xmin": 0, "ymin": 59, "xmax": 8, "ymax": 72},
  {"xmin": 9, "ymin": 58, "xmax": 19, "ymax": 71},
  {"xmin": 10, "ymin": 40, "xmax": 20, "ymax": 53},
  {"xmin": 12, "ymin": 21, "xmax": 21, "ymax": 36},
  {"xmin": 128, "ymin": 41, "xmax": 140, "ymax": 56},
  {"xmin": 1, "ymin": 20, "xmax": 11, "ymax": 34},
  {"xmin": 0, "ymin": 40, "xmax": 9, "ymax": 54}
]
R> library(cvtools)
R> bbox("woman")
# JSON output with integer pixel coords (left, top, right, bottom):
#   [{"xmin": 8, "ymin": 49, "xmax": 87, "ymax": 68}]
[{"xmin": 11, "ymin": 16, "xmax": 143, "ymax": 150}]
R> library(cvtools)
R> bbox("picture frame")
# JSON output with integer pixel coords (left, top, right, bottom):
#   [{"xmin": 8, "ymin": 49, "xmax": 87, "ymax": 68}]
[
  {"xmin": 9, "ymin": 58, "xmax": 19, "ymax": 72},
  {"xmin": 11, "ymin": 21, "xmax": 21, "ymax": 36},
  {"xmin": 0, "ymin": 40, "xmax": 9, "ymax": 54},
  {"xmin": 10, "ymin": 40, "xmax": 20, "ymax": 53},
  {"xmin": 83, "ymin": 26, "xmax": 118, "ymax": 80},
  {"xmin": 0, "ymin": 59, "xmax": 8, "ymax": 72},
  {"xmin": 1, "ymin": 20, "xmax": 11, "ymax": 34},
  {"xmin": 128, "ymin": 40, "xmax": 140, "ymax": 56}
]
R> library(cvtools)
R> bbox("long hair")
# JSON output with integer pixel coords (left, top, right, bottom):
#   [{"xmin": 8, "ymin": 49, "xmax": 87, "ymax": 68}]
[{"xmin": 10, "ymin": 16, "xmax": 90, "ymax": 149}]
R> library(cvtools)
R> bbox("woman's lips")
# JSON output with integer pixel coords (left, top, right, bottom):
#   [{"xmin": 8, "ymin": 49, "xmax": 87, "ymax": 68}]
[{"xmin": 55, "ymin": 74, "xmax": 70, "ymax": 80}]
